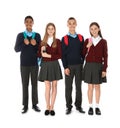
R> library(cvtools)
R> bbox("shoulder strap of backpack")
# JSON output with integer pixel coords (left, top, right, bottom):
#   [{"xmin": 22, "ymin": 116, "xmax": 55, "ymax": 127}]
[
  {"xmin": 64, "ymin": 35, "xmax": 69, "ymax": 46},
  {"xmin": 32, "ymin": 32, "xmax": 36, "ymax": 39},
  {"xmin": 78, "ymin": 34, "xmax": 83, "ymax": 42},
  {"xmin": 23, "ymin": 32, "xmax": 27, "ymax": 39}
]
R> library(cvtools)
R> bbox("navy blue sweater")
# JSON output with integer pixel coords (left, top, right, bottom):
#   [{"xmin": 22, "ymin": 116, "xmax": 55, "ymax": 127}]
[
  {"xmin": 14, "ymin": 32, "xmax": 41, "ymax": 66},
  {"xmin": 61, "ymin": 35, "xmax": 84, "ymax": 69}
]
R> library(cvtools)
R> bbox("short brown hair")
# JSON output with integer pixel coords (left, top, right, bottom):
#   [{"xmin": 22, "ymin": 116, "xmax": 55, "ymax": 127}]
[{"xmin": 67, "ymin": 17, "xmax": 76, "ymax": 22}]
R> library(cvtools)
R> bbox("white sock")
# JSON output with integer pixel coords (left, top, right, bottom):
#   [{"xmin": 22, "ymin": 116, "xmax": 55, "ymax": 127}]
[
  {"xmin": 96, "ymin": 104, "xmax": 99, "ymax": 108},
  {"xmin": 89, "ymin": 104, "xmax": 93, "ymax": 108}
]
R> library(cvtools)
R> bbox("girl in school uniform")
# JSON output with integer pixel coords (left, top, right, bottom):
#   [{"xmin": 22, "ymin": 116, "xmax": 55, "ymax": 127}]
[
  {"xmin": 83, "ymin": 22, "xmax": 108, "ymax": 115},
  {"xmin": 38, "ymin": 23, "xmax": 63, "ymax": 116}
]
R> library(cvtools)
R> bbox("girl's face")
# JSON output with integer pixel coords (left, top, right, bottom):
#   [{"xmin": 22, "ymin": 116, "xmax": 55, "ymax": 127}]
[
  {"xmin": 67, "ymin": 19, "xmax": 77, "ymax": 32},
  {"xmin": 24, "ymin": 18, "xmax": 34, "ymax": 31},
  {"xmin": 90, "ymin": 25, "xmax": 100, "ymax": 38},
  {"xmin": 47, "ymin": 25, "xmax": 55, "ymax": 37}
]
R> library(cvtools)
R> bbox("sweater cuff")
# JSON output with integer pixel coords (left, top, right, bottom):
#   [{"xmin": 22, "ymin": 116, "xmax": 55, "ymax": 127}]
[
  {"xmin": 64, "ymin": 65, "xmax": 68, "ymax": 69},
  {"xmin": 102, "ymin": 68, "xmax": 106, "ymax": 72}
]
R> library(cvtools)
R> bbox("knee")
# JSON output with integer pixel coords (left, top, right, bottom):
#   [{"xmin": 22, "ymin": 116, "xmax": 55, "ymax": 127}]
[
  {"xmin": 95, "ymin": 85, "xmax": 100, "ymax": 91},
  {"xmin": 88, "ymin": 85, "xmax": 94, "ymax": 92}
]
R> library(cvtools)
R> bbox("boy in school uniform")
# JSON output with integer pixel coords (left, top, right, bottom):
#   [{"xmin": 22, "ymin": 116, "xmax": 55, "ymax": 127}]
[
  {"xmin": 61, "ymin": 17, "xmax": 85, "ymax": 114},
  {"xmin": 14, "ymin": 16, "xmax": 41, "ymax": 113}
]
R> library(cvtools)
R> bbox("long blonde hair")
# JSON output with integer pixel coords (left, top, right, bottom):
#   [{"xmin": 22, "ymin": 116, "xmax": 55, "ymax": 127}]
[{"xmin": 41, "ymin": 23, "xmax": 57, "ymax": 48}]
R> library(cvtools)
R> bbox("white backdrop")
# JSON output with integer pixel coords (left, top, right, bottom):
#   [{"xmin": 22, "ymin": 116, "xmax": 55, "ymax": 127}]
[{"xmin": 0, "ymin": 0, "xmax": 120, "ymax": 128}]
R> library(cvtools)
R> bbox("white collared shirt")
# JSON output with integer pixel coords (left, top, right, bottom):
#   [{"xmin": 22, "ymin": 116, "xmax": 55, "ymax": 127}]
[
  {"xmin": 47, "ymin": 37, "xmax": 53, "ymax": 46},
  {"xmin": 92, "ymin": 36, "xmax": 102, "ymax": 46}
]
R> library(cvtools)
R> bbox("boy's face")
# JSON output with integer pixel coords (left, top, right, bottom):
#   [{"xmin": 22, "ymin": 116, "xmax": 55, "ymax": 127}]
[
  {"xmin": 67, "ymin": 19, "xmax": 77, "ymax": 32},
  {"xmin": 24, "ymin": 18, "xmax": 34, "ymax": 31}
]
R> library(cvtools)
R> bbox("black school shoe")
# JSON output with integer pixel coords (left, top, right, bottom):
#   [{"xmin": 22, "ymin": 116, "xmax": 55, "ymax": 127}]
[
  {"xmin": 45, "ymin": 110, "xmax": 50, "ymax": 115},
  {"xmin": 95, "ymin": 108, "xmax": 101, "ymax": 115},
  {"xmin": 66, "ymin": 108, "xmax": 72, "ymax": 115},
  {"xmin": 21, "ymin": 105, "xmax": 28, "ymax": 114},
  {"xmin": 88, "ymin": 107, "xmax": 93, "ymax": 115},
  {"xmin": 76, "ymin": 107, "xmax": 85, "ymax": 113},
  {"xmin": 32, "ymin": 105, "xmax": 41, "ymax": 112},
  {"xmin": 50, "ymin": 110, "xmax": 55, "ymax": 116}
]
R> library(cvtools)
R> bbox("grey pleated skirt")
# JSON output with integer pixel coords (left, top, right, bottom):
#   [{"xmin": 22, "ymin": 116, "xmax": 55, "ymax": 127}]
[
  {"xmin": 38, "ymin": 60, "xmax": 63, "ymax": 82},
  {"xmin": 83, "ymin": 62, "xmax": 102, "ymax": 84}
]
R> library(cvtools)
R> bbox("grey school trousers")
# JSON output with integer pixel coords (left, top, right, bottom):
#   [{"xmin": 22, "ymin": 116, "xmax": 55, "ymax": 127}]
[
  {"xmin": 20, "ymin": 66, "xmax": 38, "ymax": 106},
  {"xmin": 65, "ymin": 64, "xmax": 83, "ymax": 109}
]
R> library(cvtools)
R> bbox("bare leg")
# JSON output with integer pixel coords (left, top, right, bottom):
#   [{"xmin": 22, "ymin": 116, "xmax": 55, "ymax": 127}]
[
  {"xmin": 94, "ymin": 84, "xmax": 101, "ymax": 115},
  {"xmin": 50, "ymin": 80, "xmax": 57, "ymax": 110},
  {"xmin": 95, "ymin": 84, "xmax": 100, "ymax": 104},
  {"xmin": 45, "ymin": 81, "xmax": 51, "ymax": 110},
  {"xmin": 88, "ymin": 84, "xmax": 94, "ymax": 104}
]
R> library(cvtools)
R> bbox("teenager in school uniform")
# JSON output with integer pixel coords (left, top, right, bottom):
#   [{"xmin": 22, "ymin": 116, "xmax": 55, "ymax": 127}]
[
  {"xmin": 61, "ymin": 17, "xmax": 85, "ymax": 115},
  {"xmin": 14, "ymin": 16, "xmax": 41, "ymax": 114},
  {"xmin": 38, "ymin": 23, "xmax": 62, "ymax": 116},
  {"xmin": 83, "ymin": 22, "xmax": 108, "ymax": 115}
]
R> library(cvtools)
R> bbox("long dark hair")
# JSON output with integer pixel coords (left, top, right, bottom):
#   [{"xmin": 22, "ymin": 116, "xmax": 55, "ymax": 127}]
[{"xmin": 89, "ymin": 22, "xmax": 103, "ymax": 38}]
